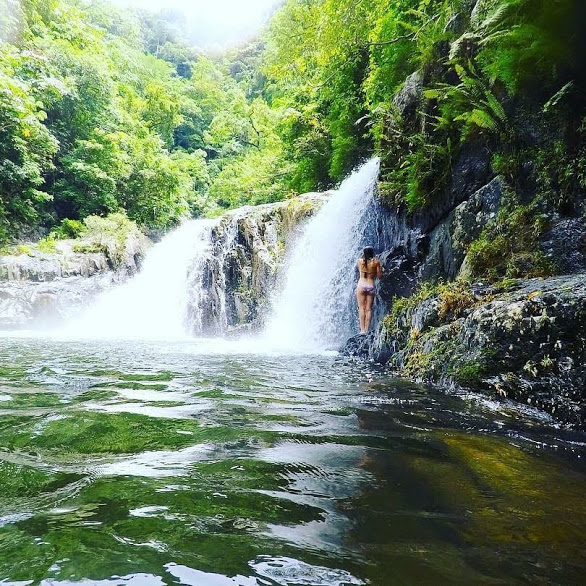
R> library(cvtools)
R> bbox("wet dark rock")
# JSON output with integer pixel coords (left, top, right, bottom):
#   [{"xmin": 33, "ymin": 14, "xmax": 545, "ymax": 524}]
[
  {"xmin": 340, "ymin": 333, "xmax": 374, "ymax": 359},
  {"xmin": 187, "ymin": 192, "xmax": 330, "ymax": 335},
  {"xmin": 411, "ymin": 144, "xmax": 492, "ymax": 235},
  {"xmin": 378, "ymin": 251, "xmax": 419, "ymax": 300},
  {"xmin": 393, "ymin": 70, "xmax": 424, "ymax": 123},
  {"xmin": 540, "ymin": 216, "xmax": 586, "ymax": 274},
  {"xmin": 421, "ymin": 176, "xmax": 503, "ymax": 280},
  {"xmin": 365, "ymin": 273, "xmax": 586, "ymax": 429},
  {"xmin": 374, "ymin": 173, "xmax": 502, "ymax": 297}
]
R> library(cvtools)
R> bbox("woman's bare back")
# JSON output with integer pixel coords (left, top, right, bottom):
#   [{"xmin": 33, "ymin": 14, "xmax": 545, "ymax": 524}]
[{"xmin": 357, "ymin": 258, "xmax": 382, "ymax": 282}]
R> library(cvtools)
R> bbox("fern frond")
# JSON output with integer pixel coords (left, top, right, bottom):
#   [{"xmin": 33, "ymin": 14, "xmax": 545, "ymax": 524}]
[
  {"xmin": 466, "ymin": 109, "xmax": 499, "ymax": 132},
  {"xmin": 483, "ymin": 92, "xmax": 507, "ymax": 122},
  {"xmin": 477, "ymin": 29, "xmax": 511, "ymax": 47},
  {"xmin": 397, "ymin": 20, "xmax": 422, "ymax": 34},
  {"xmin": 404, "ymin": 9, "xmax": 427, "ymax": 19},
  {"xmin": 423, "ymin": 88, "xmax": 443, "ymax": 100},
  {"xmin": 477, "ymin": 2, "xmax": 514, "ymax": 32},
  {"xmin": 543, "ymin": 81, "xmax": 575, "ymax": 113},
  {"xmin": 457, "ymin": 75, "xmax": 485, "ymax": 101}
]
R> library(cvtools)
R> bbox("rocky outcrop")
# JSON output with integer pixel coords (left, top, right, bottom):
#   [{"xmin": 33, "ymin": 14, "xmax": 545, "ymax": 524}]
[
  {"xmin": 0, "ymin": 235, "xmax": 149, "ymax": 329},
  {"xmin": 343, "ymin": 274, "xmax": 586, "ymax": 428},
  {"xmin": 187, "ymin": 192, "xmax": 330, "ymax": 335},
  {"xmin": 375, "ymin": 166, "xmax": 501, "ymax": 306},
  {"xmin": 357, "ymin": 10, "xmax": 586, "ymax": 427}
]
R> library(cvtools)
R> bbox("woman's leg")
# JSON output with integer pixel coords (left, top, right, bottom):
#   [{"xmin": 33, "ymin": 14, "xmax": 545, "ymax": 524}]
[
  {"xmin": 356, "ymin": 288, "xmax": 366, "ymax": 333},
  {"xmin": 364, "ymin": 293, "xmax": 374, "ymax": 333}
]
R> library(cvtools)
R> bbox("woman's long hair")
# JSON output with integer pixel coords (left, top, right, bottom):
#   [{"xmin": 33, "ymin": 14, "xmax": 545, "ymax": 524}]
[{"xmin": 361, "ymin": 246, "xmax": 374, "ymax": 270}]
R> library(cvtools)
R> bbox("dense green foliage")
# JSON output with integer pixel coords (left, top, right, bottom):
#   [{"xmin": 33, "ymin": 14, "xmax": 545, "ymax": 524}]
[
  {"xmin": 0, "ymin": 0, "xmax": 291, "ymax": 241},
  {"xmin": 265, "ymin": 0, "xmax": 584, "ymax": 211},
  {"xmin": 466, "ymin": 203, "xmax": 554, "ymax": 279},
  {"xmin": 0, "ymin": 0, "xmax": 583, "ymax": 247}
]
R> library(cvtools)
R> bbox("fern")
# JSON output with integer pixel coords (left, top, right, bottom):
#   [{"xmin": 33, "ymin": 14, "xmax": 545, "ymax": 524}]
[
  {"xmin": 482, "ymin": 90, "xmax": 506, "ymax": 123},
  {"xmin": 477, "ymin": 2, "xmax": 515, "ymax": 33},
  {"xmin": 461, "ymin": 109, "xmax": 499, "ymax": 133},
  {"xmin": 425, "ymin": 58, "xmax": 508, "ymax": 140},
  {"xmin": 542, "ymin": 81, "xmax": 574, "ymax": 113}
]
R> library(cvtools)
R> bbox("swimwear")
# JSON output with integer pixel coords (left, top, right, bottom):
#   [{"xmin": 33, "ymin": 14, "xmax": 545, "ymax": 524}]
[{"xmin": 360, "ymin": 285, "xmax": 375, "ymax": 295}]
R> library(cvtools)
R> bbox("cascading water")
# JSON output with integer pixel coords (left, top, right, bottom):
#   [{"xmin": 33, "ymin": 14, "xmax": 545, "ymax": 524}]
[
  {"xmin": 186, "ymin": 217, "xmax": 238, "ymax": 336},
  {"xmin": 264, "ymin": 158, "xmax": 382, "ymax": 351},
  {"xmin": 59, "ymin": 158, "xmax": 385, "ymax": 348},
  {"xmin": 63, "ymin": 220, "xmax": 216, "ymax": 340}
]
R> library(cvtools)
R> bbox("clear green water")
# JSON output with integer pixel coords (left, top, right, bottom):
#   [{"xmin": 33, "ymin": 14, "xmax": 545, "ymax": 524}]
[{"xmin": 0, "ymin": 336, "xmax": 584, "ymax": 585}]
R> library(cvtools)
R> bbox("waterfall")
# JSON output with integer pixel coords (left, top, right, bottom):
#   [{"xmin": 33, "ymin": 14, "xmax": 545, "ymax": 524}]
[
  {"xmin": 63, "ymin": 220, "xmax": 216, "ymax": 340},
  {"xmin": 185, "ymin": 217, "xmax": 238, "ymax": 336},
  {"xmin": 58, "ymin": 158, "xmax": 384, "ymax": 349},
  {"xmin": 263, "ymin": 158, "xmax": 382, "ymax": 351}
]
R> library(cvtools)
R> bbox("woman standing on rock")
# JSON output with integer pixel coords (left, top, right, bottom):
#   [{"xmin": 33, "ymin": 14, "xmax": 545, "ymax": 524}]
[{"xmin": 356, "ymin": 246, "xmax": 382, "ymax": 334}]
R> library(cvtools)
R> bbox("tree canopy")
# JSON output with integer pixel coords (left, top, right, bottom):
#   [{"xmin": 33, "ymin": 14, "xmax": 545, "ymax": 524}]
[{"xmin": 0, "ymin": 0, "xmax": 583, "ymax": 243}]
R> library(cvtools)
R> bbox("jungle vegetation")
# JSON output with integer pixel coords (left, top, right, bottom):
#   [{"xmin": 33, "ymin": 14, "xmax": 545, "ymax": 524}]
[{"xmin": 0, "ymin": 0, "xmax": 584, "ymax": 246}]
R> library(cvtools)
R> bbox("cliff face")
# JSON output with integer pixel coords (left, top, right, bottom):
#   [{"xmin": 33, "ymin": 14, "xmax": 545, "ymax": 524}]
[{"xmin": 342, "ymin": 166, "xmax": 586, "ymax": 427}]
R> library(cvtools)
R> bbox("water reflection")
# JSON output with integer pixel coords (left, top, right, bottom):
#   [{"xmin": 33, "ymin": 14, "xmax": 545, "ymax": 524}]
[{"xmin": 0, "ymin": 336, "xmax": 584, "ymax": 584}]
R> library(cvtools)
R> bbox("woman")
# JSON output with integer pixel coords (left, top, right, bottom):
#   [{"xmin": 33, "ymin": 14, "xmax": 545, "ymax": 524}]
[{"xmin": 356, "ymin": 246, "xmax": 382, "ymax": 334}]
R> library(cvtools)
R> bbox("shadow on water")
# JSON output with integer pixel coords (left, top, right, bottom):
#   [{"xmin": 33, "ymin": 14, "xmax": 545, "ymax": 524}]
[{"xmin": 0, "ymin": 336, "xmax": 584, "ymax": 585}]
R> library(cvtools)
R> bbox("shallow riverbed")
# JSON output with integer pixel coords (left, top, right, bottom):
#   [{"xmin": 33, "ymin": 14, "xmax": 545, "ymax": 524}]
[{"xmin": 0, "ymin": 335, "xmax": 584, "ymax": 585}]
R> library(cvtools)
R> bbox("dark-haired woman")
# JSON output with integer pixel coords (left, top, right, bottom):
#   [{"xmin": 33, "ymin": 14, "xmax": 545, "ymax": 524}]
[{"xmin": 356, "ymin": 246, "xmax": 382, "ymax": 334}]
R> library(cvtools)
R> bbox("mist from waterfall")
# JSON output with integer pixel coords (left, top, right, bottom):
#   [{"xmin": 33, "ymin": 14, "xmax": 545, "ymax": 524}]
[
  {"xmin": 62, "ymin": 220, "xmax": 216, "ymax": 340},
  {"xmin": 263, "ymin": 158, "xmax": 380, "ymax": 351}
]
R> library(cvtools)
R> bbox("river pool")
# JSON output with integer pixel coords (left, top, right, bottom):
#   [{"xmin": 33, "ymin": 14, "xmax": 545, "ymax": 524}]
[{"xmin": 0, "ymin": 335, "xmax": 584, "ymax": 585}]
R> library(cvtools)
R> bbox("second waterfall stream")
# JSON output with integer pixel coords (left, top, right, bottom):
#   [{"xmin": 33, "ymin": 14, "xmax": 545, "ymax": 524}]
[
  {"xmin": 264, "ymin": 158, "xmax": 381, "ymax": 350},
  {"xmin": 64, "ymin": 158, "xmax": 382, "ymax": 350}
]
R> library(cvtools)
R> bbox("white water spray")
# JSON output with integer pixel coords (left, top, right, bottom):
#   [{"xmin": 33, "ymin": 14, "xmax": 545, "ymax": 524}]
[
  {"xmin": 63, "ymin": 220, "xmax": 215, "ymax": 340},
  {"xmin": 264, "ymin": 158, "xmax": 380, "ymax": 351}
]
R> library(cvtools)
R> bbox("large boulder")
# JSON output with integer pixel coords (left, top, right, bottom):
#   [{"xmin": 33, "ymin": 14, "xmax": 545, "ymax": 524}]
[{"xmin": 186, "ymin": 193, "xmax": 330, "ymax": 335}]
